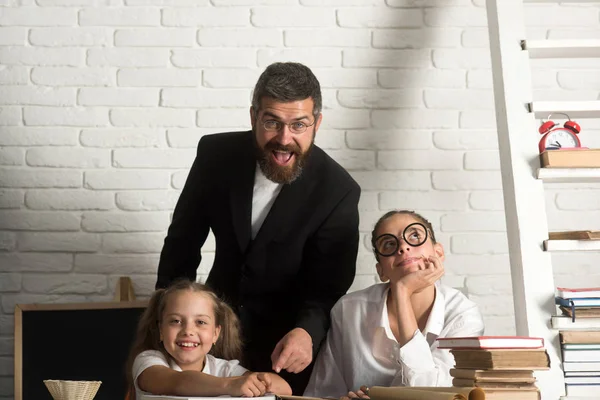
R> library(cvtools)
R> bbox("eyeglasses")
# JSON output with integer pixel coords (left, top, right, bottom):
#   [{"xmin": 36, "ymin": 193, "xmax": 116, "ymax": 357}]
[
  {"xmin": 262, "ymin": 119, "xmax": 316, "ymax": 134},
  {"xmin": 373, "ymin": 222, "xmax": 429, "ymax": 257}
]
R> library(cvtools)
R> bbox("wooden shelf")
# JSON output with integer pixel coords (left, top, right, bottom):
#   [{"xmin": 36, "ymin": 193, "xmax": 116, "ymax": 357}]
[
  {"xmin": 537, "ymin": 168, "xmax": 600, "ymax": 182},
  {"xmin": 529, "ymin": 101, "xmax": 600, "ymax": 119},
  {"xmin": 544, "ymin": 239, "xmax": 600, "ymax": 252},
  {"xmin": 523, "ymin": 39, "xmax": 600, "ymax": 59}
]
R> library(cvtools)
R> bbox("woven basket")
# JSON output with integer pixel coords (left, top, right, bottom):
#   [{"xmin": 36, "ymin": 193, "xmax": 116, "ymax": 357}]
[{"xmin": 43, "ymin": 380, "xmax": 101, "ymax": 400}]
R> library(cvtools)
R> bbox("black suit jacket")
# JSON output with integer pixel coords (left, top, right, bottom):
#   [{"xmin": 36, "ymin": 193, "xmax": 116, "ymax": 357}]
[{"xmin": 156, "ymin": 130, "xmax": 360, "ymax": 391}]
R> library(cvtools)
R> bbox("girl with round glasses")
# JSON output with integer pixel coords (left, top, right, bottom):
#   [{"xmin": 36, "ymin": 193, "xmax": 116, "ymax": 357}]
[{"xmin": 304, "ymin": 210, "xmax": 484, "ymax": 398}]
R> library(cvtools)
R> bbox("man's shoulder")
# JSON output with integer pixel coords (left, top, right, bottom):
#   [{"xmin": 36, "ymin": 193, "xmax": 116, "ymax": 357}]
[{"xmin": 198, "ymin": 130, "xmax": 252, "ymax": 151}]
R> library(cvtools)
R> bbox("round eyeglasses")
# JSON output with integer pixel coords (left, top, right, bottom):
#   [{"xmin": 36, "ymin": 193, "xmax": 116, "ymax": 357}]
[
  {"xmin": 374, "ymin": 222, "xmax": 429, "ymax": 257},
  {"xmin": 262, "ymin": 119, "xmax": 316, "ymax": 134}
]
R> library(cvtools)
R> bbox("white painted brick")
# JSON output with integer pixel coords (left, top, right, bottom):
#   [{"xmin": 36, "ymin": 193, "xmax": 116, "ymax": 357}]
[
  {"xmin": 81, "ymin": 128, "xmax": 165, "ymax": 148},
  {"xmin": 0, "ymin": 233, "xmax": 16, "ymax": 251},
  {"xmin": 126, "ymin": 0, "xmax": 209, "ymax": 4},
  {"xmin": 199, "ymin": 28, "xmax": 282, "ymax": 47},
  {"xmin": 524, "ymin": 6, "xmax": 599, "ymax": 27},
  {"xmin": 0, "ymin": 253, "xmax": 73, "ymax": 272},
  {"xmin": 349, "ymin": 274, "xmax": 378, "ymax": 293},
  {"xmin": 285, "ymin": 29, "xmax": 369, "ymax": 48},
  {"xmin": 18, "ymin": 232, "xmax": 101, "ymax": 252},
  {"xmin": 378, "ymin": 150, "xmax": 462, "ymax": 170},
  {"xmin": 37, "ymin": 0, "xmax": 120, "ymax": 4},
  {"xmin": 548, "ymin": 29, "xmax": 600, "ymax": 40},
  {"xmin": 26, "ymin": 190, "xmax": 113, "ymax": 211},
  {"xmin": 347, "ymin": 130, "xmax": 432, "ymax": 150},
  {"xmin": 468, "ymin": 69, "xmax": 558, "ymax": 90},
  {"xmin": 372, "ymin": 28, "xmax": 460, "ymax": 49},
  {"xmin": 0, "ymin": 273, "xmax": 20, "ymax": 292},
  {"xmin": 302, "ymin": 0, "xmax": 380, "ymax": 4},
  {"xmin": 0, "ymin": 338, "xmax": 13, "ymax": 356},
  {"xmin": 102, "ymin": 232, "xmax": 164, "ymax": 253},
  {"xmin": 29, "ymin": 28, "xmax": 112, "ymax": 46},
  {"xmin": 314, "ymin": 129, "xmax": 345, "ymax": 150},
  {"xmin": 0, "ymin": 86, "xmax": 75, "ymax": 106},
  {"xmin": 74, "ymin": 254, "xmax": 158, "ymax": 274},
  {"xmin": 326, "ymin": 150, "xmax": 375, "ymax": 171},
  {"xmin": 0, "ymin": 47, "xmax": 82, "ymax": 66},
  {"xmin": 0, "ymin": 127, "xmax": 78, "ymax": 146},
  {"xmin": 87, "ymin": 48, "xmax": 168, "ymax": 67},
  {"xmin": 22, "ymin": 274, "xmax": 107, "ymax": 294},
  {"xmin": 0, "ymin": 170, "xmax": 81, "ymax": 188},
  {"xmin": 173, "ymin": 49, "xmax": 257, "ymax": 68},
  {"xmin": 355, "ymin": 252, "xmax": 377, "ymax": 275},
  {"xmin": 161, "ymin": 88, "xmax": 249, "ymax": 108},
  {"xmin": 387, "ymin": 0, "xmax": 471, "ymax": 5},
  {"xmin": 553, "ymin": 254, "xmax": 600, "ymax": 277},
  {"xmin": 257, "ymin": 49, "xmax": 341, "ymax": 68},
  {"xmin": 203, "ymin": 68, "xmax": 260, "ymax": 88},
  {"xmin": 0, "ymin": 148, "xmax": 23, "ymax": 165},
  {"xmin": 321, "ymin": 89, "xmax": 339, "ymax": 109},
  {"xmin": 444, "ymin": 254, "xmax": 509, "ymax": 275},
  {"xmin": 350, "ymin": 171, "xmax": 430, "ymax": 190},
  {"xmin": 197, "ymin": 109, "xmax": 249, "ymax": 128},
  {"xmin": 0, "ymin": 107, "xmax": 21, "ymax": 125},
  {"xmin": 319, "ymin": 109, "xmax": 370, "ymax": 130},
  {"xmin": 546, "ymin": 211, "xmax": 600, "ymax": 231},
  {"xmin": 344, "ymin": 49, "xmax": 431, "ymax": 68},
  {"xmin": 378, "ymin": 69, "xmax": 465, "ymax": 89},
  {"xmin": 171, "ymin": 170, "xmax": 189, "ymax": 189},
  {"xmin": 214, "ymin": 0, "xmax": 294, "ymax": 4},
  {"xmin": 451, "ymin": 233, "xmax": 508, "ymax": 255},
  {"xmin": 162, "ymin": 7, "xmax": 248, "ymax": 27},
  {"xmin": 1, "ymin": 294, "xmax": 87, "ymax": 314},
  {"xmin": 82, "ymin": 211, "xmax": 170, "ymax": 232},
  {"xmin": 441, "ymin": 212, "xmax": 506, "ymax": 232},
  {"xmin": 0, "ymin": 211, "xmax": 80, "ymax": 231},
  {"xmin": 470, "ymin": 294, "xmax": 513, "ymax": 316},
  {"xmin": 338, "ymin": 8, "xmax": 421, "ymax": 28},
  {"xmin": 0, "ymin": 7, "xmax": 76, "ymax": 26},
  {"xmin": 111, "ymin": 108, "xmax": 195, "ymax": 128},
  {"xmin": 380, "ymin": 191, "xmax": 468, "ymax": 211},
  {"xmin": 358, "ymin": 191, "xmax": 378, "ymax": 212},
  {"xmin": 0, "ymin": 27, "xmax": 26, "ymax": 45},
  {"xmin": 113, "ymin": 148, "xmax": 195, "ymax": 168},
  {"xmin": 533, "ymin": 89, "xmax": 597, "ymax": 102},
  {"xmin": 0, "ymin": 378, "xmax": 12, "ymax": 395},
  {"xmin": 116, "ymin": 190, "xmax": 180, "ymax": 211},
  {"xmin": 166, "ymin": 128, "xmax": 211, "ymax": 148},
  {"xmin": 459, "ymin": 110, "xmax": 496, "ymax": 129},
  {"xmin": 115, "ymin": 28, "xmax": 195, "ymax": 47},
  {"xmin": 424, "ymin": 89, "xmax": 494, "ymax": 110},
  {"xmin": 24, "ymin": 106, "xmax": 109, "ymax": 127},
  {"xmin": 464, "ymin": 150, "xmax": 500, "ymax": 170},
  {"xmin": 79, "ymin": 8, "xmax": 160, "ymax": 26},
  {"xmin": 469, "ymin": 191, "xmax": 504, "ymax": 211},
  {"xmin": 0, "ymin": 66, "xmax": 28, "ymax": 85},
  {"xmin": 311, "ymin": 69, "xmax": 377, "ymax": 88},
  {"xmin": 26, "ymin": 147, "xmax": 110, "ymax": 168},
  {"xmin": 433, "ymin": 49, "xmax": 490, "ymax": 69},
  {"xmin": 78, "ymin": 88, "xmax": 159, "ymax": 107},
  {"xmin": 433, "ymin": 130, "xmax": 497, "ymax": 150},
  {"xmin": 556, "ymin": 190, "xmax": 600, "ymax": 210},
  {"xmin": 558, "ymin": 70, "xmax": 600, "ymax": 90},
  {"xmin": 461, "ymin": 28, "xmax": 490, "ymax": 48},
  {"xmin": 0, "ymin": 190, "xmax": 23, "ymax": 209},
  {"xmin": 0, "ymin": 357, "xmax": 12, "ymax": 376},
  {"xmin": 31, "ymin": 67, "xmax": 114, "ymax": 86},
  {"xmin": 467, "ymin": 274, "xmax": 512, "ymax": 296},
  {"xmin": 117, "ymin": 68, "xmax": 200, "ymax": 87},
  {"xmin": 432, "ymin": 171, "xmax": 502, "ymax": 190},
  {"xmin": 85, "ymin": 170, "xmax": 169, "ymax": 190},
  {"xmin": 372, "ymin": 110, "xmax": 458, "ymax": 129},
  {"xmin": 483, "ymin": 316, "xmax": 515, "ymax": 335},
  {"xmin": 424, "ymin": 7, "xmax": 486, "ymax": 27},
  {"xmin": 338, "ymin": 89, "xmax": 423, "ymax": 109},
  {"xmin": 530, "ymin": 57, "xmax": 600, "ymax": 70},
  {"xmin": 0, "ymin": 316, "xmax": 13, "ymax": 335},
  {"xmin": 251, "ymin": 7, "xmax": 333, "ymax": 27}
]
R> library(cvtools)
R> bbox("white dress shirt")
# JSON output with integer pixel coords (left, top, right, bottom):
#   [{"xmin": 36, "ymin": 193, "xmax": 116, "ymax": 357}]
[
  {"xmin": 251, "ymin": 164, "xmax": 283, "ymax": 240},
  {"xmin": 304, "ymin": 282, "xmax": 485, "ymax": 398}
]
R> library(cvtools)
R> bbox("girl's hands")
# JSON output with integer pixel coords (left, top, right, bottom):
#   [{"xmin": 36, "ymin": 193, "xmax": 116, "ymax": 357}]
[
  {"xmin": 395, "ymin": 255, "xmax": 444, "ymax": 296},
  {"xmin": 229, "ymin": 372, "xmax": 270, "ymax": 397},
  {"xmin": 343, "ymin": 386, "xmax": 370, "ymax": 400}
]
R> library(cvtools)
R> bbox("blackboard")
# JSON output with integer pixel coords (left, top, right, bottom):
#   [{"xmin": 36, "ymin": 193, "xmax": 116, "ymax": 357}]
[{"xmin": 15, "ymin": 301, "xmax": 147, "ymax": 400}]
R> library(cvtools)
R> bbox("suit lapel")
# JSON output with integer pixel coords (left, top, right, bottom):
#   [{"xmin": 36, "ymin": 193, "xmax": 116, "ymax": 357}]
[{"xmin": 229, "ymin": 132, "xmax": 255, "ymax": 254}]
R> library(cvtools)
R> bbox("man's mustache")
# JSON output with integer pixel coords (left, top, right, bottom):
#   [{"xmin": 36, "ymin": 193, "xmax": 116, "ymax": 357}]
[{"xmin": 264, "ymin": 141, "xmax": 301, "ymax": 155}]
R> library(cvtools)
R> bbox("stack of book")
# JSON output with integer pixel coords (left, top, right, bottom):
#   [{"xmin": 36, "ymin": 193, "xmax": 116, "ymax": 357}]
[
  {"xmin": 560, "ymin": 328, "xmax": 600, "ymax": 397},
  {"xmin": 437, "ymin": 336, "xmax": 550, "ymax": 400},
  {"xmin": 555, "ymin": 287, "xmax": 600, "ymax": 322}
]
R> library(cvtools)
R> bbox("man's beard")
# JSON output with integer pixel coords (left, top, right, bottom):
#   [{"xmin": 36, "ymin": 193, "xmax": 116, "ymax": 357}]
[{"xmin": 253, "ymin": 130, "xmax": 314, "ymax": 185}]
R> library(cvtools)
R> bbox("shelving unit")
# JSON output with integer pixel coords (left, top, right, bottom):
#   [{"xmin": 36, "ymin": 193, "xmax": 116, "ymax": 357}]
[{"xmin": 486, "ymin": 0, "xmax": 600, "ymax": 399}]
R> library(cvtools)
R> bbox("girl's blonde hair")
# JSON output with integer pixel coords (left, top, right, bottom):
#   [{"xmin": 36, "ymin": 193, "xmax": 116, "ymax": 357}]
[{"xmin": 125, "ymin": 280, "xmax": 242, "ymax": 399}]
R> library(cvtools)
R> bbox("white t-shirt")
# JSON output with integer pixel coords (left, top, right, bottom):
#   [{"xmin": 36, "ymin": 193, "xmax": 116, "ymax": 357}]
[
  {"xmin": 132, "ymin": 350, "xmax": 248, "ymax": 399},
  {"xmin": 251, "ymin": 163, "xmax": 283, "ymax": 240},
  {"xmin": 304, "ymin": 282, "xmax": 485, "ymax": 398}
]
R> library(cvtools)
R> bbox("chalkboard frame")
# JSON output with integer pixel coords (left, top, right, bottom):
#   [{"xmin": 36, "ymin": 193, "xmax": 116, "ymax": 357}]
[{"xmin": 14, "ymin": 300, "xmax": 148, "ymax": 400}]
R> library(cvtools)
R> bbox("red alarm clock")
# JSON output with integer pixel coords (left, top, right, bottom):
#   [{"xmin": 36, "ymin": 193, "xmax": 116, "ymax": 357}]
[{"xmin": 538, "ymin": 113, "xmax": 582, "ymax": 153}]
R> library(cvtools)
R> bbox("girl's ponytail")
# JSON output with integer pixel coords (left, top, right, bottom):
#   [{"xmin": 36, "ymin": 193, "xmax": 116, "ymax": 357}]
[{"xmin": 211, "ymin": 297, "xmax": 243, "ymax": 361}]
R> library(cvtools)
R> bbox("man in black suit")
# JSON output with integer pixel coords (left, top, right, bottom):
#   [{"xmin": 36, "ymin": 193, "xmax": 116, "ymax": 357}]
[{"xmin": 156, "ymin": 62, "xmax": 360, "ymax": 394}]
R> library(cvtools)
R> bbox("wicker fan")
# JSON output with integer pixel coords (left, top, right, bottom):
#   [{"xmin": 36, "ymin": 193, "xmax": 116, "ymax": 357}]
[{"xmin": 44, "ymin": 380, "xmax": 101, "ymax": 400}]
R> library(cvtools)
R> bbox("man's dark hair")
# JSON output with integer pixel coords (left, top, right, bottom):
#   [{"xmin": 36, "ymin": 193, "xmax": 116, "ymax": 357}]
[{"xmin": 252, "ymin": 62, "xmax": 322, "ymax": 118}]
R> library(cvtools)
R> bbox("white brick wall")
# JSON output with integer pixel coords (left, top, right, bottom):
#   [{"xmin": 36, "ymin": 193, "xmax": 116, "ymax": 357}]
[{"xmin": 1, "ymin": 2, "xmax": 600, "ymax": 397}]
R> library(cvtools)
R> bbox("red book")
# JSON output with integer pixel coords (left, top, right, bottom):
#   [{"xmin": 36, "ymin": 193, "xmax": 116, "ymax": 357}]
[
  {"xmin": 557, "ymin": 287, "xmax": 600, "ymax": 299},
  {"xmin": 437, "ymin": 336, "xmax": 545, "ymax": 349}
]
